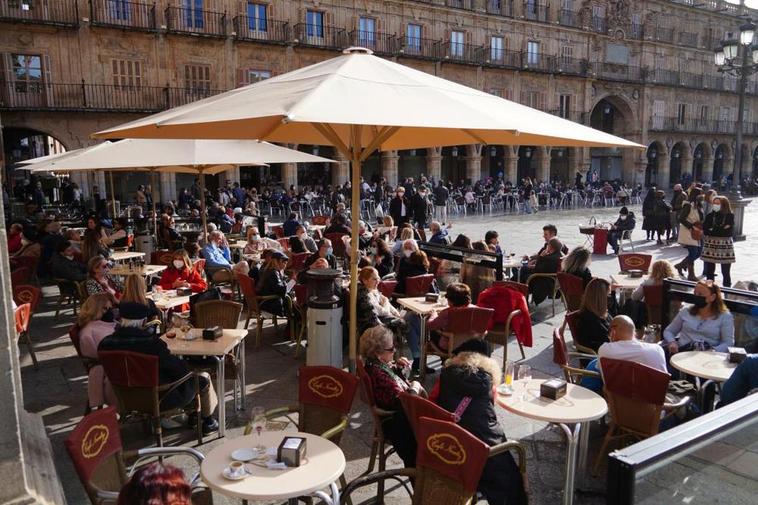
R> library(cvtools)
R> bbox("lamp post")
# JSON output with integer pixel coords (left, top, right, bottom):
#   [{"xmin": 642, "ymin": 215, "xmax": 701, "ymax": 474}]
[{"xmin": 713, "ymin": 19, "xmax": 758, "ymax": 241}]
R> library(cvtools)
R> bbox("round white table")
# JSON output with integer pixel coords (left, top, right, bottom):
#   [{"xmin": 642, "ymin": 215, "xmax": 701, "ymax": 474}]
[
  {"xmin": 497, "ymin": 379, "xmax": 607, "ymax": 505},
  {"xmin": 201, "ymin": 431, "xmax": 345, "ymax": 504},
  {"xmin": 670, "ymin": 351, "xmax": 737, "ymax": 382}
]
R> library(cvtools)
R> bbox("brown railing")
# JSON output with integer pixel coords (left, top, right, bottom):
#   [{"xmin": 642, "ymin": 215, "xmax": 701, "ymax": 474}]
[
  {"xmin": 559, "ymin": 9, "xmax": 580, "ymax": 28},
  {"xmin": 523, "ymin": 1, "xmax": 549, "ymax": 23},
  {"xmin": 348, "ymin": 30, "xmax": 398, "ymax": 55},
  {"xmin": 555, "ymin": 56, "xmax": 588, "ymax": 76},
  {"xmin": 232, "ymin": 16, "xmax": 289, "ymax": 44},
  {"xmin": 293, "ymin": 23, "xmax": 348, "ymax": 50},
  {"xmin": 89, "ymin": 0, "xmax": 156, "ymax": 31},
  {"xmin": 398, "ymin": 36, "xmax": 442, "ymax": 60},
  {"xmin": 165, "ymin": 6, "xmax": 226, "ymax": 37},
  {"xmin": 0, "ymin": 0, "xmax": 78, "ymax": 26},
  {"xmin": 648, "ymin": 116, "xmax": 736, "ymax": 134},
  {"xmin": 592, "ymin": 62, "xmax": 644, "ymax": 82},
  {"xmin": 649, "ymin": 25, "xmax": 676, "ymax": 43},
  {"xmin": 0, "ymin": 81, "xmax": 227, "ymax": 112},
  {"xmin": 483, "ymin": 47, "xmax": 521, "ymax": 68},
  {"xmin": 443, "ymin": 42, "xmax": 483, "ymax": 64},
  {"xmin": 486, "ymin": 0, "xmax": 513, "ymax": 17}
]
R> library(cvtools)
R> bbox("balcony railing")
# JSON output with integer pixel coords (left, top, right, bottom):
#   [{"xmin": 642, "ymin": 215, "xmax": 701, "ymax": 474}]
[
  {"xmin": 523, "ymin": 1, "xmax": 549, "ymax": 23},
  {"xmin": 521, "ymin": 52, "xmax": 553, "ymax": 72},
  {"xmin": 398, "ymin": 36, "xmax": 442, "ymax": 60},
  {"xmin": 555, "ymin": 56, "xmax": 588, "ymax": 76},
  {"xmin": 591, "ymin": 62, "xmax": 643, "ymax": 82},
  {"xmin": 348, "ymin": 30, "xmax": 398, "ymax": 55},
  {"xmin": 0, "ymin": 0, "xmax": 78, "ymax": 27},
  {"xmin": 293, "ymin": 23, "xmax": 348, "ymax": 50},
  {"xmin": 443, "ymin": 42, "xmax": 483, "ymax": 64},
  {"xmin": 445, "ymin": 0, "xmax": 473, "ymax": 9},
  {"xmin": 0, "ymin": 80, "xmax": 227, "ymax": 112},
  {"xmin": 678, "ymin": 31, "xmax": 699, "ymax": 47},
  {"xmin": 648, "ymin": 116, "xmax": 736, "ymax": 134},
  {"xmin": 649, "ymin": 25, "xmax": 675, "ymax": 43},
  {"xmin": 232, "ymin": 16, "xmax": 290, "ymax": 44},
  {"xmin": 486, "ymin": 0, "xmax": 513, "ymax": 17},
  {"xmin": 590, "ymin": 15, "xmax": 607, "ymax": 33},
  {"xmin": 647, "ymin": 68, "xmax": 680, "ymax": 85},
  {"xmin": 559, "ymin": 9, "xmax": 580, "ymax": 28},
  {"xmin": 165, "ymin": 7, "xmax": 226, "ymax": 37},
  {"xmin": 483, "ymin": 47, "xmax": 521, "ymax": 68},
  {"xmin": 89, "ymin": 0, "xmax": 156, "ymax": 31}
]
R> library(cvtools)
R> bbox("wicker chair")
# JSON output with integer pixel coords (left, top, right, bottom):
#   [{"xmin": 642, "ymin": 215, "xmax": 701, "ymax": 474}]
[
  {"xmin": 526, "ymin": 272, "xmax": 560, "ymax": 316},
  {"xmin": 557, "ymin": 272, "xmax": 585, "ymax": 312},
  {"xmin": 237, "ymin": 273, "xmax": 294, "ymax": 348},
  {"xmin": 53, "ymin": 277, "xmax": 80, "ymax": 316},
  {"xmin": 563, "ymin": 310, "xmax": 598, "ymax": 356},
  {"xmin": 552, "ymin": 327, "xmax": 599, "ymax": 384},
  {"xmin": 65, "ymin": 407, "xmax": 212, "ymax": 505},
  {"xmin": 486, "ymin": 308, "xmax": 526, "ymax": 370},
  {"xmin": 423, "ymin": 306, "xmax": 494, "ymax": 380}
]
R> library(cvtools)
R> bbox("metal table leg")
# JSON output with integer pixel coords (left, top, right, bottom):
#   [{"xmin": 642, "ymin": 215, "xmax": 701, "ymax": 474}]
[
  {"xmin": 239, "ymin": 339, "xmax": 246, "ymax": 411},
  {"xmin": 558, "ymin": 422, "xmax": 581, "ymax": 505},
  {"xmin": 419, "ymin": 314, "xmax": 428, "ymax": 380},
  {"xmin": 216, "ymin": 355, "xmax": 226, "ymax": 438},
  {"xmin": 576, "ymin": 421, "xmax": 591, "ymax": 485}
]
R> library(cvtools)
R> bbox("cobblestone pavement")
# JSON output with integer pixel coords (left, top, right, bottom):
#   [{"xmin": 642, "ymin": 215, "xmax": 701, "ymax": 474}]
[{"xmin": 19, "ymin": 200, "xmax": 758, "ymax": 504}]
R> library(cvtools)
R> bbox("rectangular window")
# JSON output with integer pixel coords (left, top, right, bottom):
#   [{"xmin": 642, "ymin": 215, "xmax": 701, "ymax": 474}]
[
  {"xmin": 525, "ymin": 0, "xmax": 538, "ymax": 19},
  {"xmin": 107, "ymin": 0, "xmax": 130, "ymax": 21},
  {"xmin": 451, "ymin": 30, "xmax": 465, "ymax": 57},
  {"xmin": 592, "ymin": 4, "xmax": 606, "ymax": 32},
  {"xmin": 359, "ymin": 17, "xmax": 376, "ymax": 47},
  {"xmin": 559, "ymin": 94, "xmax": 571, "ymax": 118},
  {"xmin": 503, "ymin": 88, "xmax": 513, "ymax": 101},
  {"xmin": 184, "ymin": 64, "xmax": 211, "ymax": 93},
  {"xmin": 11, "ymin": 54, "xmax": 42, "ymax": 93},
  {"xmin": 631, "ymin": 13, "xmax": 642, "ymax": 38},
  {"xmin": 677, "ymin": 103, "xmax": 687, "ymax": 125},
  {"xmin": 306, "ymin": 10, "xmax": 324, "ymax": 38},
  {"xmin": 490, "ymin": 36, "xmax": 503, "ymax": 62},
  {"xmin": 699, "ymin": 105, "xmax": 709, "ymax": 124},
  {"xmin": 407, "ymin": 23, "xmax": 422, "ymax": 52},
  {"xmin": 182, "ymin": 0, "xmax": 204, "ymax": 29},
  {"xmin": 527, "ymin": 41, "xmax": 540, "ymax": 65},
  {"xmin": 247, "ymin": 2, "xmax": 267, "ymax": 32},
  {"xmin": 247, "ymin": 69, "xmax": 271, "ymax": 82},
  {"xmin": 523, "ymin": 90, "xmax": 545, "ymax": 110},
  {"xmin": 560, "ymin": 45, "xmax": 573, "ymax": 66},
  {"xmin": 112, "ymin": 59, "xmax": 142, "ymax": 89},
  {"xmin": 652, "ymin": 99, "xmax": 665, "ymax": 129}
]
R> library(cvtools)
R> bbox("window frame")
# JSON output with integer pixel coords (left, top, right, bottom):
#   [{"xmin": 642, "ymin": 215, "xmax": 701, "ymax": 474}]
[
  {"xmin": 246, "ymin": 2, "xmax": 268, "ymax": 32},
  {"xmin": 306, "ymin": 9, "xmax": 325, "ymax": 38},
  {"xmin": 11, "ymin": 53, "xmax": 43, "ymax": 94},
  {"xmin": 526, "ymin": 41, "xmax": 540, "ymax": 65}
]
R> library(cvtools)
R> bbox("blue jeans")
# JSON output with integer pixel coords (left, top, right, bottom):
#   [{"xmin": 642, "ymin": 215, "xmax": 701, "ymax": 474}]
[
  {"xmin": 719, "ymin": 356, "xmax": 758, "ymax": 406},
  {"xmin": 685, "ymin": 244, "xmax": 702, "ymax": 262},
  {"xmin": 404, "ymin": 312, "xmax": 422, "ymax": 359}
]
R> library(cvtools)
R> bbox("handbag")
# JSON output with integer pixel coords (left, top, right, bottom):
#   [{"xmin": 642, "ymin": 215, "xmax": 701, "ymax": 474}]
[{"xmin": 691, "ymin": 223, "xmax": 703, "ymax": 241}]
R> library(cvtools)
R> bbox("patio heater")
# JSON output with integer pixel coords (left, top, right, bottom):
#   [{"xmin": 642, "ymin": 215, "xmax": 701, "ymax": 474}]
[{"xmin": 304, "ymin": 268, "xmax": 344, "ymax": 368}]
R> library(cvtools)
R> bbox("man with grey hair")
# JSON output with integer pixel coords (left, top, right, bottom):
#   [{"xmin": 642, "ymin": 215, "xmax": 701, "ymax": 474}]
[
  {"xmin": 98, "ymin": 303, "xmax": 219, "ymax": 434},
  {"xmin": 201, "ymin": 230, "xmax": 232, "ymax": 269},
  {"xmin": 598, "ymin": 315, "xmax": 667, "ymax": 373}
]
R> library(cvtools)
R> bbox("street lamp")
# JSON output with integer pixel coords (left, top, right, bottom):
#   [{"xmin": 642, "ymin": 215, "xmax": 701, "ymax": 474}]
[{"xmin": 713, "ymin": 18, "xmax": 758, "ymax": 242}]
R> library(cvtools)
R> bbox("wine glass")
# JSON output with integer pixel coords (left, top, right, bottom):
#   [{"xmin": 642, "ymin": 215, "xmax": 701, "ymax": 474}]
[
  {"xmin": 251, "ymin": 406, "xmax": 267, "ymax": 452},
  {"xmin": 517, "ymin": 364, "xmax": 532, "ymax": 382}
]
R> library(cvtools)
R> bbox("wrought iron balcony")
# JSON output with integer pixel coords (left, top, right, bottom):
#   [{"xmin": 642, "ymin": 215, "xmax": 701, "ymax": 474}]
[
  {"xmin": 0, "ymin": 81, "xmax": 227, "ymax": 112},
  {"xmin": 591, "ymin": 62, "xmax": 643, "ymax": 82},
  {"xmin": 554, "ymin": 56, "xmax": 588, "ymax": 76},
  {"xmin": 445, "ymin": 0, "xmax": 473, "ymax": 10},
  {"xmin": 521, "ymin": 52, "xmax": 554, "ymax": 73},
  {"xmin": 678, "ymin": 31, "xmax": 699, "ymax": 47},
  {"xmin": 293, "ymin": 23, "xmax": 348, "ymax": 50},
  {"xmin": 89, "ymin": 0, "xmax": 156, "ymax": 32},
  {"xmin": 590, "ymin": 15, "xmax": 607, "ymax": 33},
  {"xmin": 523, "ymin": 1, "xmax": 549, "ymax": 23},
  {"xmin": 648, "ymin": 116, "xmax": 736, "ymax": 134},
  {"xmin": 165, "ymin": 6, "xmax": 226, "ymax": 38},
  {"xmin": 558, "ymin": 9, "xmax": 580, "ymax": 28},
  {"xmin": 483, "ymin": 47, "xmax": 521, "ymax": 68},
  {"xmin": 232, "ymin": 16, "xmax": 289, "ymax": 44},
  {"xmin": 348, "ymin": 30, "xmax": 398, "ymax": 55},
  {"xmin": 649, "ymin": 25, "xmax": 675, "ymax": 43},
  {"xmin": 647, "ymin": 68, "xmax": 680, "ymax": 85},
  {"xmin": 398, "ymin": 36, "xmax": 442, "ymax": 60},
  {"xmin": 443, "ymin": 42, "xmax": 484, "ymax": 65},
  {"xmin": 486, "ymin": 0, "xmax": 513, "ymax": 17},
  {"xmin": 0, "ymin": 0, "xmax": 78, "ymax": 27}
]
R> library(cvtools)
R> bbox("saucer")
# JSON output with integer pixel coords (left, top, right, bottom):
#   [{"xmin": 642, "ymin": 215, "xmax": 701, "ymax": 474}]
[
  {"xmin": 222, "ymin": 466, "xmax": 249, "ymax": 481},
  {"xmin": 231, "ymin": 448, "xmax": 257, "ymax": 462}
]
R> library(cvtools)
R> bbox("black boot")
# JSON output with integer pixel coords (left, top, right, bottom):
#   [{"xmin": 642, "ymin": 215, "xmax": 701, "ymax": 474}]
[
  {"xmin": 687, "ymin": 261, "xmax": 699, "ymax": 281},
  {"xmin": 674, "ymin": 260, "xmax": 687, "ymax": 278}
]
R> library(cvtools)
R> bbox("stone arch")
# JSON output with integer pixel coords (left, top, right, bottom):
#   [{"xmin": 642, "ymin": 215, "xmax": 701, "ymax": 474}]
[
  {"xmin": 589, "ymin": 95, "xmax": 636, "ymax": 182},
  {"xmin": 591, "ymin": 94, "xmax": 637, "ymax": 135},
  {"xmin": 669, "ymin": 141, "xmax": 692, "ymax": 187},
  {"xmin": 752, "ymin": 144, "xmax": 758, "ymax": 177},
  {"xmin": 692, "ymin": 142, "xmax": 712, "ymax": 182},
  {"xmin": 2, "ymin": 124, "xmax": 70, "ymax": 184},
  {"xmin": 645, "ymin": 140, "xmax": 665, "ymax": 188},
  {"xmin": 713, "ymin": 143, "xmax": 732, "ymax": 182}
]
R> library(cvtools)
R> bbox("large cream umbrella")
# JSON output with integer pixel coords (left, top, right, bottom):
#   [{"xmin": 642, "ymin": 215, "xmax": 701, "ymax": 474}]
[
  {"xmin": 93, "ymin": 47, "xmax": 644, "ymax": 370},
  {"xmin": 24, "ymin": 139, "xmax": 334, "ymax": 242}
]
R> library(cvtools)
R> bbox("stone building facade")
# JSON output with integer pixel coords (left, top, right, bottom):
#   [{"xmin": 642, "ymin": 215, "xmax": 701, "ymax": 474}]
[{"xmin": 1, "ymin": 0, "xmax": 757, "ymax": 202}]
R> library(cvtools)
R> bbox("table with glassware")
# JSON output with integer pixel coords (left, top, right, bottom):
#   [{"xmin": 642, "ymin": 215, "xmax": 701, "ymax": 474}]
[
  {"xmin": 147, "ymin": 289, "xmax": 192, "ymax": 312},
  {"xmin": 200, "ymin": 431, "xmax": 345, "ymax": 504},
  {"xmin": 397, "ymin": 296, "xmax": 448, "ymax": 377},
  {"xmin": 497, "ymin": 379, "xmax": 608, "ymax": 505},
  {"xmin": 670, "ymin": 350, "xmax": 738, "ymax": 409},
  {"xmin": 503, "ymin": 254, "xmax": 525, "ymax": 279},
  {"xmin": 162, "ymin": 328, "xmax": 248, "ymax": 438},
  {"xmin": 110, "ymin": 251, "xmax": 146, "ymax": 263},
  {"xmin": 109, "ymin": 264, "xmax": 167, "ymax": 278},
  {"xmin": 609, "ymin": 273, "xmax": 647, "ymax": 291}
]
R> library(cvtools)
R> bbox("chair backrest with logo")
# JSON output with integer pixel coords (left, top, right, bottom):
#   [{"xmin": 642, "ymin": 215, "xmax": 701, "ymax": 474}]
[
  {"xmin": 298, "ymin": 366, "xmax": 359, "ymax": 443},
  {"xmin": 150, "ymin": 250, "xmax": 175, "ymax": 266},
  {"xmin": 406, "ymin": 274, "xmax": 435, "ymax": 297},
  {"xmin": 64, "ymin": 406, "xmax": 127, "ymax": 504},
  {"xmin": 600, "ymin": 357, "xmax": 669, "ymax": 437},
  {"xmin": 643, "ymin": 284, "xmax": 664, "ymax": 325},
  {"xmin": 399, "ymin": 392, "xmax": 456, "ymax": 436},
  {"xmin": 618, "ymin": 253, "xmax": 652, "ymax": 273},
  {"xmin": 13, "ymin": 284, "xmax": 41, "ymax": 313},
  {"xmin": 10, "ymin": 266, "xmax": 31, "ymax": 288},
  {"xmin": 443, "ymin": 306, "xmax": 495, "ymax": 345},
  {"xmin": 415, "ymin": 417, "xmax": 490, "ymax": 499},
  {"xmin": 98, "ymin": 350, "xmax": 160, "ymax": 415},
  {"xmin": 14, "ymin": 303, "xmax": 31, "ymax": 334},
  {"xmin": 557, "ymin": 273, "xmax": 585, "ymax": 311}
]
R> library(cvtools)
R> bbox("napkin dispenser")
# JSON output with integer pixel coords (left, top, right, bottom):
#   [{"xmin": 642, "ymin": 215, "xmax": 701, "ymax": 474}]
[
  {"xmin": 540, "ymin": 378, "xmax": 567, "ymax": 400},
  {"xmin": 277, "ymin": 436, "xmax": 307, "ymax": 467},
  {"xmin": 425, "ymin": 293, "xmax": 439, "ymax": 303},
  {"xmin": 176, "ymin": 287, "xmax": 192, "ymax": 296},
  {"xmin": 202, "ymin": 326, "xmax": 222, "ymax": 341},
  {"xmin": 728, "ymin": 347, "xmax": 747, "ymax": 364}
]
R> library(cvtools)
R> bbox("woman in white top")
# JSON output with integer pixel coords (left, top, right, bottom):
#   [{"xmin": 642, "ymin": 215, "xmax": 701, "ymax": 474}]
[{"xmin": 77, "ymin": 293, "xmax": 118, "ymax": 408}]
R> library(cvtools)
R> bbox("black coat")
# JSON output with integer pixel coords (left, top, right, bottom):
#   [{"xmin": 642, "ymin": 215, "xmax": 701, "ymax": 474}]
[
  {"xmin": 389, "ymin": 196, "xmax": 410, "ymax": 225},
  {"xmin": 395, "ymin": 258, "xmax": 428, "ymax": 294},
  {"xmin": 49, "ymin": 253, "xmax": 86, "ymax": 282},
  {"xmin": 575, "ymin": 309, "xmax": 612, "ymax": 352},
  {"xmin": 529, "ymin": 251, "xmax": 562, "ymax": 304},
  {"xmin": 375, "ymin": 254, "xmax": 395, "ymax": 278},
  {"xmin": 411, "ymin": 193, "xmax": 427, "ymax": 223},
  {"xmin": 703, "ymin": 211, "xmax": 734, "ymax": 238},
  {"xmin": 258, "ymin": 267, "xmax": 288, "ymax": 316}
]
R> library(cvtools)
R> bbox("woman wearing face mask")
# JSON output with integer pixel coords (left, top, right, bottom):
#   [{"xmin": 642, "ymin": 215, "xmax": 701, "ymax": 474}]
[
  {"xmin": 159, "ymin": 250, "xmax": 207, "ymax": 293},
  {"xmin": 372, "ymin": 238, "xmax": 395, "ymax": 278},
  {"xmin": 244, "ymin": 228, "xmax": 280, "ymax": 254},
  {"xmin": 675, "ymin": 186, "xmax": 705, "ymax": 280},
  {"xmin": 304, "ymin": 238, "xmax": 338, "ymax": 270},
  {"xmin": 701, "ymin": 196, "xmax": 736, "ymax": 288},
  {"xmin": 77, "ymin": 293, "xmax": 118, "ymax": 408},
  {"xmin": 663, "ymin": 280, "xmax": 734, "ymax": 355},
  {"xmin": 296, "ymin": 225, "xmax": 318, "ymax": 253},
  {"xmin": 395, "ymin": 241, "xmax": 426, "ymax": 294}
]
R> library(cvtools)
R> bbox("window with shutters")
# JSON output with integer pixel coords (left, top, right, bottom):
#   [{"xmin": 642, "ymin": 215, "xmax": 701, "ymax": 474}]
[
  {"xmin": 247, "ymin": 2, "xmax": 267, "ymax": 32},
  {"xmin": 359, "ymin": 17, "xmax": 376, "ymax": 47},
  {"xmin": 559, "ymin": 94, "xmax": 571, "ymax": 118},
  {"xmin": 108, "ymin": 0, "xmax": 131, "ymax": 21},
  {"xmin": 306, "ymin": 10, "xmax": 324, "ymax": 38},
  {"xmin": 503, "ymin": 88, "xmax": 513, "ymax": 101},
  {"xmin": 112, "ymin": 59, "xmax": 142, "ymax": 90},
  {"xmin": 677, "ymin": 103, "xmax": 687, "ymax": 125},
  {"xmin": 407, "ymin": 24, "xmax": 422, "ymax": 53},
  {"xmin": 182, "ymin": 0, "xmax": 204, "ymax": 29},
  {"xmin": 521, "ymin": 90, "xmax": 545, "ymax": 110},
  {"xmin": 451, "ymin": 30, "xmax": 465, "ymax": 57},
  {"xmin": 184, "ymin": 64, "xmax": 211, "ymax": 93},
  {"xmin": 11, "ymin": 54, "xmax": 42, "ymax": 93},
  {"xmin": 560, "ymin": 45, "xmax": 573, "ymax": 66},
  {"xmin": 490, "ymin": 36, "xmax": 504, "ymax": 62},
  {"xmin": 527, "ymin": 41, "xmax": 540, "ymax": 65},
  {"xmin": 652, "ymin": 100, "xmax": 665, "ymax": 129},
  {"xmin": 699, "ymin": 105, "xmax": 709, "ymax": 125}
]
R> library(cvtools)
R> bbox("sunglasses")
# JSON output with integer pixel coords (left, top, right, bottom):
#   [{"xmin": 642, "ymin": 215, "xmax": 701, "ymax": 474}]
[{"xmin": 384, "ymin": 346, "xmax": 396, "ymax": 353}]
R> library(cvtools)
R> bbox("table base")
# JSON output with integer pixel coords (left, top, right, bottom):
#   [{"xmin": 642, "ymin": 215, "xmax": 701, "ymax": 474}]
[
  {"xmin": 241, "ymin": 482, "xmax": 340, "ymax": 505},
  {"xmin": 557, "ymin": 421, "xmax": 590, "ymax": 505}
]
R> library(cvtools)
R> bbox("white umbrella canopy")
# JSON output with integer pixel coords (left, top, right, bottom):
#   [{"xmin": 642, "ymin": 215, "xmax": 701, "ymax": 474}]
[
  {"xmin": 23, "ymin": 139, "xmax": 334, "ymax": 241},
  {"xmin": 93, "ymin": 47, "xmax": 644, "ymax": 370}
]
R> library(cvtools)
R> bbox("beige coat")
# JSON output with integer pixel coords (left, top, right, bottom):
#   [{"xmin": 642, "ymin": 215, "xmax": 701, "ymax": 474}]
[{"xmin": 678, "ymin": 202, "xmax": 702, "ymax": 247}]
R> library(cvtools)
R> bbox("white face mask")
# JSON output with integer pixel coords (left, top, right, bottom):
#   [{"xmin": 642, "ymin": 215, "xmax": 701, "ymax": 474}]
[
  {"xmin": 251, "ymin": 235, "xmax": 260, "ymax": 242},
  {"xmin": 64, "ymin": 254, "xmax": 74, "ymax": 261},
  {"xmin": 403, "ymin": 249, "xmax": 413, "ymax": 258},
  {"xmin": 173, "ymin": 260, "xmax": 185, "ymax": 269},
  {"xmin": 712, "ymin": 204, "xmax": 721, "ymax": 213},
  {"xmin": 620, "ymin": 215, "xmax": 627, "ymax": 220}
]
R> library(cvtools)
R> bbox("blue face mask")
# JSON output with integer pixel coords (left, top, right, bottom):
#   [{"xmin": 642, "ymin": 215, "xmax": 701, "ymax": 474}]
[{"xmin": 326, "ymin": 247, "xmax": 334, "ymax": 256}]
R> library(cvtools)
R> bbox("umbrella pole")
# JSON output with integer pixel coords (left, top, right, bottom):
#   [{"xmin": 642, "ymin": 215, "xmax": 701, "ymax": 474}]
[
  {"xmin": 108, "ymin": 170, "xmax": 117, "ymax": 218},
  {"xmin": 199, "ymin": 167, "xmax": 208, "ymax": 245},
  {"xmin": 348, "ymin": 125, "xmax": 362, "ymax": 373},
  {"xmin": 150, "ymin": 168, "xmax": 158, "ymax": 240}
]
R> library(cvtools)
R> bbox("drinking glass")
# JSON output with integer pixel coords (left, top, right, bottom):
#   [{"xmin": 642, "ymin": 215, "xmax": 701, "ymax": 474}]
[
  {"xmin": 251, "ymin": 406, "xmax": 267, "ymax": 452},
  {"xmin": 517, "ymin": 364, "xmax": 532, "ymax": 382},
  {"xmin": 503, "ymin": 360, "xmax": 515, "ymax": 393}
]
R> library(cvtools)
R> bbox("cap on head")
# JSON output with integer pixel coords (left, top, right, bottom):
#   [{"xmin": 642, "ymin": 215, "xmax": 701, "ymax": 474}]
[{"xmin": 270, "ymin": 251, "xmax": 288, "ymax": 261}]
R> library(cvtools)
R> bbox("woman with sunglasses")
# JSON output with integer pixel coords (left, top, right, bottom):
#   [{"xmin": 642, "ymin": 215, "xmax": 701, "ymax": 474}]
[{"xmin": 77, "ymin": 293, "xmax": 118, "ymax": 409}]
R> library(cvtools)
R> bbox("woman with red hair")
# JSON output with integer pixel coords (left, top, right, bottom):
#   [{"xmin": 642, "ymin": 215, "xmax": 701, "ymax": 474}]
[{"xmin": 118, "ymin": 463, "xmax": 191, "ymax": 505}]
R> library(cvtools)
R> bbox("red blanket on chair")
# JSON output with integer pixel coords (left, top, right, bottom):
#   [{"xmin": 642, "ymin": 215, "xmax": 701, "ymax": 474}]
[{"xmin": 477, "ymin": 284, "xmax": 533, "ymax": 347}]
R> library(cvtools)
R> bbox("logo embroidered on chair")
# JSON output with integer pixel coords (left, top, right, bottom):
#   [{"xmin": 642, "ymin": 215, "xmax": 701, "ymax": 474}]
[
  {"xmin": 624, "ymin": 257, "xmax": 645, "ymax": 268},
  {"xmin": 81, "ymin": 425, "xmax": 109, "ymax": 459},
  {"xmin": 308, "ymin": 375, "xmax": 344, "ymax": 398},
  {"xmin": 427, "ymin": 433, "xmax": 467, "ymax": 465}
]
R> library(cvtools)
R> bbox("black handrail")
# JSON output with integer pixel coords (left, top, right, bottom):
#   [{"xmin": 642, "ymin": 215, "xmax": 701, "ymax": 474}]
[{"xmin": 419, "ymin": 242, "xmax": 503, "ymax": 281}]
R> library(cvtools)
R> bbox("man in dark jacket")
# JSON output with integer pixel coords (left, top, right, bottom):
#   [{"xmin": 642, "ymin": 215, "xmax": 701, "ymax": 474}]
[
  {"xmin": 97, "ymin": 303, "xmax": 218, "ymax": 434},
  {"xmin": 608, "ymin": 206, "xmax": 637, "ymax": 254},
  {"xmin": 389, "ymin": 186, "xmax": 410, "ymax": 226},
  {"xmin": 49, "ymin": 240, "xmax": 86, "ymax": 281},
  {"xmin": 517, "ymin": 238, "xmax": 563, "ymax": 304},
  {"xmin": 257, "ymin": 251, "xmax": 293, "ymax": 316},
  {"xmin": 411, "ymin": 187, "xmax": 429, "ymax": 229},
  {"xmin": 433, "ymin": 181, "xmax": 450, "ymax": 224}
]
